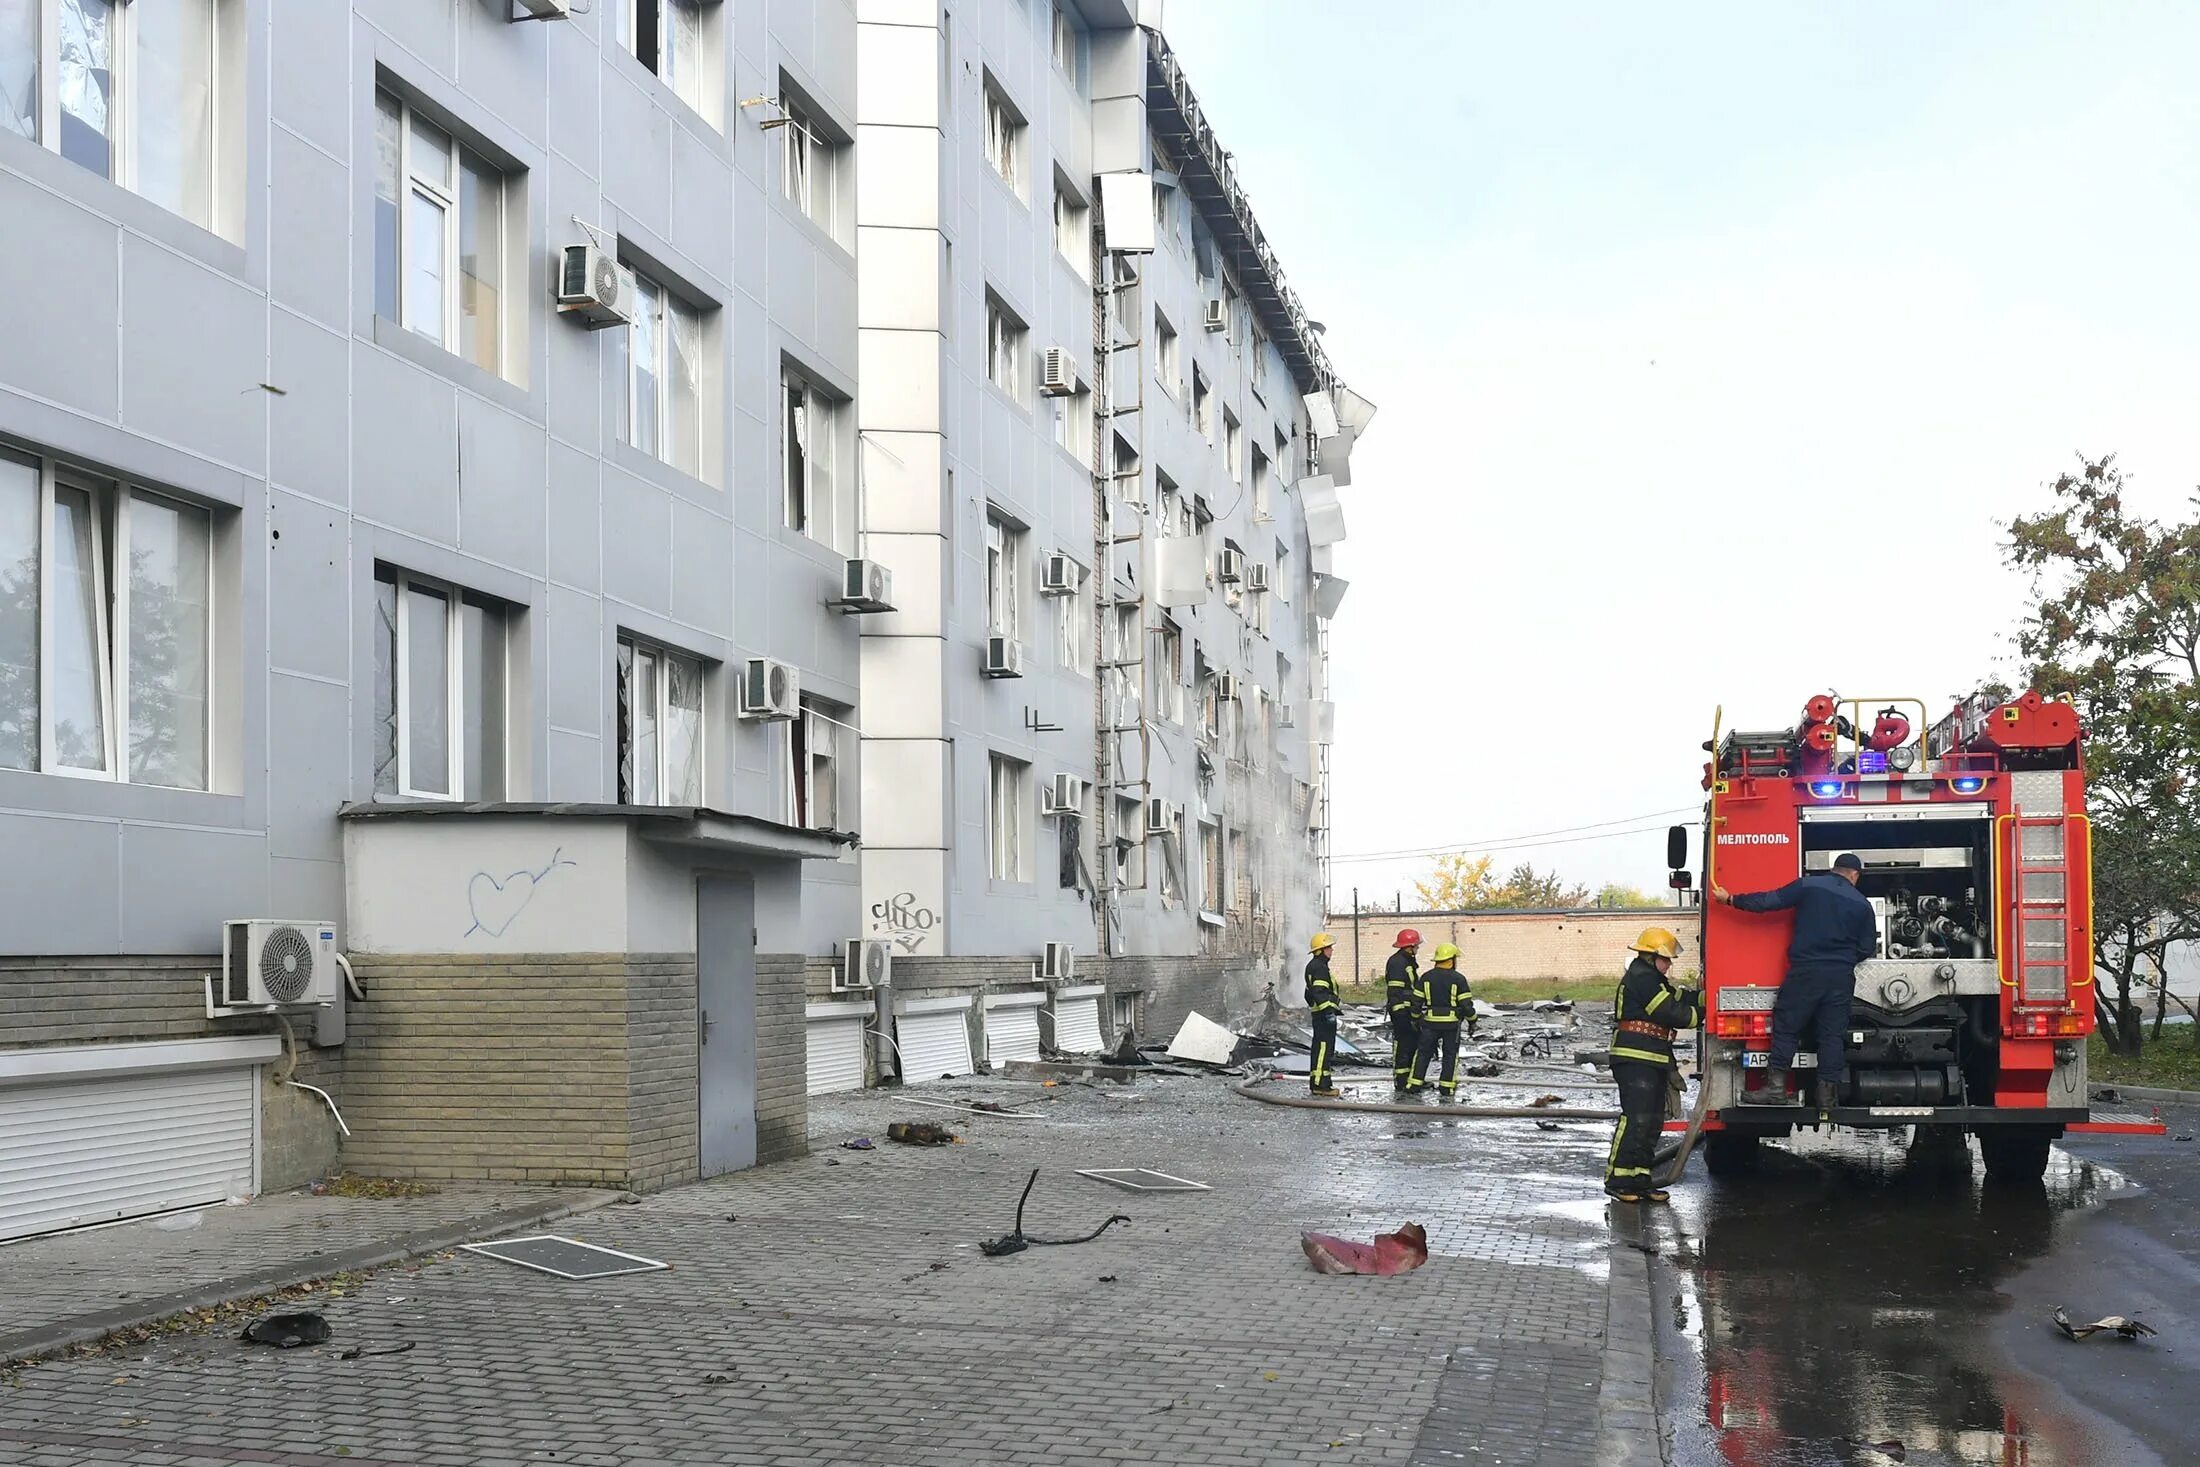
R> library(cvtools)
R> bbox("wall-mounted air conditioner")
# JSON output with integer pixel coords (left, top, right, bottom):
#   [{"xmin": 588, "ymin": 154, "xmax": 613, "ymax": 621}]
[
  {"xmin": 1246, "ymin": 563, "xmax": 1271, "ymax": 593},
  {"xmin": 740, "ymin": 657, "xmax": 801, "ymax": 720},
  {"xmin": 219, "ymin": 920, "xmax": 339, "ymax": 1009},
  {"xmin": 1040, "ymin": 942, "xmax": 1076, "ymax": 981},
  {"xmin": 1146, "ymin": 798, "xmax": 1182, "ymax": 835},
  {"xmin": 1215, "ymin": 672, "xmax": 1241, "ymax": 702},
  {"xmin": 983, "ymin": 636, "xmax": 1024, "ymax": 679},
  {"xmin": 1203, "ymin": 298, "xmax": 1228, "ymax": 332},
  {"xmin": 1217, "ymin": 547, "xmax": 1245, "ymax": 584},
  {"xmin": 832, "ymin": 558, "xmax": 896, "ymax": 613},
  {"xmin": 556, "ymin": 243, "xmax": 634, "ymax": 328},
  {"xmin": 1040, "ymin": 348, "xmax": 1082, "ymax": 397},
  {"xmin": 1277, "ymin": 704, "xmax": 1298, "ymax": 729},
  {"xmin": 839, "ymin": 938, "xmax": 892, "ymax": 992},
  {"xmin": 1040, "ymin": 554, "xmax": 1080, "ymax": 596},
  {"xmin": 1043, "ymin": 772, "xmax": 1088, "ymax": 815}
]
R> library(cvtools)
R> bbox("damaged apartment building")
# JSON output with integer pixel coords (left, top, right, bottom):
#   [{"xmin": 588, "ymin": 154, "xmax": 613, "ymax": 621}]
[{"xmin": 0, "ymin": 0, "xmax": 1362, "ymax": 1242}]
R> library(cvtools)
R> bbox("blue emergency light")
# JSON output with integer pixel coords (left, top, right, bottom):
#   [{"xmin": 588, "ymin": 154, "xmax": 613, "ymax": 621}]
[
  {"xmin": 1951, "ymin": 775, "xmax": 1986, "ymax": 794},
  {"xmin": 1809, "ymin": 780, "xmax": 1844, "ymax": 799}
]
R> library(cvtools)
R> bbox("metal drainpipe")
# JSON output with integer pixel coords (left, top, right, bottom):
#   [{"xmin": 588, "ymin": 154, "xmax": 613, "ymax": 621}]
[{"xmin": 872, "ymin": 971, "xmax": 899, "ymax": 1084}]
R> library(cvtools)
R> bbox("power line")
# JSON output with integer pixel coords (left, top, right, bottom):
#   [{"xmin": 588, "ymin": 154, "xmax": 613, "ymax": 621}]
[
  {"xmin": 1327, "ymin": 820, "xmax": 1684, "ymax": 866},
  {"xmin": 1327, "ymin": 806, "xmax": 1699, "ymax": 864}
]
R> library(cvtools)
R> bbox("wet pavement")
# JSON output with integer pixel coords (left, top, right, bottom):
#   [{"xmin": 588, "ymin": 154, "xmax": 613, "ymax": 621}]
[{"xmin": 1643, "ymin": 1107, "xmax": 2199, "ymax": 1467}]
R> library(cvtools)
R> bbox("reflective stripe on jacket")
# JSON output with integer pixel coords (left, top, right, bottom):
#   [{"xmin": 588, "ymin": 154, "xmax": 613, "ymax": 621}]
[
  {"xmin": 1383, "ymin": 950, "xmax": 1419, "ymax": 1014},
  {"xmin": 1609, "ymin": 954, "xmax": 1702, "ymax": 1066},
  {"xmin": 1416, "ymin": 965, "xmax": 1471, "ymax": 1024},
  {"xmin": 1305, "ymin": 953, "xmax": 1340, "ymax": 1015}
]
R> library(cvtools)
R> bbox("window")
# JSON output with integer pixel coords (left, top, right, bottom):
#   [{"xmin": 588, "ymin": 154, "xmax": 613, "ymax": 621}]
[
  {"xmin": 5, "ymin": 0, "xmax": 232, "ymax": 232},
  {"xmin": 1275, "ymin": 543, "xmax": 1291, "ymax": 605},
  {"xmin": 783, "ymin": 363, "xmax": 850, "ymax": 551},
  {"xmin": 0, "ymin": 450, "xmax": 213, "ymax": 789},
  {"xmin": 617, "ymin": 636, "xmax": 705, "ymax": 805},
  {"xmin": 1111, "ymin": 433, "xmax": 1141, "ymax": 504},
  {"xmin": 1057, "ymin": 789, "xmax": 1084, "ymax": 891},
  {"xmin": 1155, "ymin": 311, "xmax": 1180, "ymax": 398},
  {"xmin": 1196, "ymin": 651, "xmax": 1219, "ymax": 745},
  {"xmin": 374, "ymin": 88, "xmax": 509, "ymax": 376},
  {"xmin": 1112, "ymin": 796, "xmax": 1144, "ymax": 890},
  {"xmin": 1252, "ymin": 445, "xmax": 1272, "ymax": 521},
  {"xmin": 1109, "ymin": 253, "xmax": 1138, "ymax": 335},
  {"xmin": 1193, "ymin": 369, "xmax": 1213, "ymax": 443},
  {"xmin": 1251, "ymin": 328, "xmax": 1270, "ymax": 395},
  {"xmin": 1194, "ymin": 499, "xmax": 1214, "ymax": 581},
  {"xmin": 988, "ymin": 753, "xmax": 1027, "ymax": 881},
  {"xmin": 1050, "ymin": 2, "xmax": 1079, "ymax": 75},
  {"xmin": 1157, "ymin": 618, "xmax": 1184, "ymax": 725},
  {"xmin": 779, "ymin": 86, "xmax": 847, "ymax": 240},
  {"xmin": 1275, "ymin": 427, "xmax": 1293, "ymax": 486},
  {"xmin": 1228, "ymin": 829, "xmax": 1247, "ymax": 912},
  {"xmin": 1051, "ymin": 385, "xmax": 1091, "ymax": 461},
  {"xmin": 1158, "ymin": 474, "xmax": 1191, "ymax": 538},
  {"xmin": 1221, "ymin": 281, "xmax": 1241, "ymax": 344},
  {"xmin": 786, "ymin": 700, "xmax": 842, "ymax": 830},
  {"xmin": 1052, "ymin": 176, "xmax": 1089, "ymax": 275},
  {"xmin": 982, "ymin": 80, "xmax": 1023, "ymax": 194},
  {"xmin": 986, "ymin": 295, "xmax": 1026, "ymax": 399},
  {"xmin": 1055, "ymin": 557, "xmax": 1090, "ymax": 674},
  {"xmin": 1105, "ymin": 603, "xmax": 1139, "ymax": 728},
  {"xmin": 371, "ymin": 568, "xmax": 509, "ymax": 801},
  {"xmin": 1224, "ymin": 412, "xmax": 1243, "ymax": 484},
  {"xmin": 625, "ymin": 267, "xmax": 703, "ymax": 476},
  {"xmin": 985, "ymin": 511, "xmax": 1023, "ymax": 642},
  {"xmin": 619, "ymin": 0, "xmax": 720, "ymax": 124},
  {"xmin": 1199, "ymin": 819, "xmax": 1224, "ymax": 916}
]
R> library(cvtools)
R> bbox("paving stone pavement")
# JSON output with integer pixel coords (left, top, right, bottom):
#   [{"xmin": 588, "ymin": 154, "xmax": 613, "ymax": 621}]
[{"xmin": 0, "ymin": 1070, "xmax": 1647, "ymax": 1466}]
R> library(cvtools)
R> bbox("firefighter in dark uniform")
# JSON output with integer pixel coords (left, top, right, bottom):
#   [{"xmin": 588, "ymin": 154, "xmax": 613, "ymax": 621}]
[
  {"xmin": 1713, "ymin": 852, "xmax": 1878, "ymax": 1112},
  {"xmin": 1606, "ymin": 927, "xmax": 1702, "ymax": 1204},
  {"xmin": 1384, "ymin": 929, "xmax": 1423, "ymax": 1093},
  {"xmin": 1408, "ymin": 943, "xmax": 1473, "ymax": 1098},
  {"xmin": 1304, "ymin": 932, "xmax": 1342, "ymax": 1097}
]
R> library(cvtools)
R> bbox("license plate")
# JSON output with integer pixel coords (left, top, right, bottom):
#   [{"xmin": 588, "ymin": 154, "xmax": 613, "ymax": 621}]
[
  {"xmin": 1792, "ymin": 1053, "xmax": 1819, "ymax": 1069},
  {"xmin": 1740, "ymin": 1052, "xmax": 1771, "ymax": 1068}
]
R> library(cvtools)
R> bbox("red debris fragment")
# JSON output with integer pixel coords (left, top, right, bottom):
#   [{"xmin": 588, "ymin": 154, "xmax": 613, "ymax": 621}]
[{"xmin": 1300, "ymin": 1222, "xmax": 1429, "ymax": 1276}]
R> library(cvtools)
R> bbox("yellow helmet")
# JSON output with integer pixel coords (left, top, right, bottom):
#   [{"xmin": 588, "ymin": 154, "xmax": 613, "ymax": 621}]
[
  {"xmin": 1308, "ymin": 932, "xmax": 1336, "ymax": 954},
  {"xmin": 1630, "ymin": 927, "xmax": 1682, "ymax": 959},
  {"xmin": 1432, "ymin": 942, "xmax": 1461, "ymax": 963}
]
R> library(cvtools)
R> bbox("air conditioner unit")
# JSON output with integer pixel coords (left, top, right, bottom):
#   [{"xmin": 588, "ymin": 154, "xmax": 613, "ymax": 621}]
[
  {"xmin": 1145, "ymin": 797, "xmax": 1182, "ymax": 835},
  {"xmin": 1040, "ymin": 347, "xmax": 1081, "ymax": 397},
  {"xmin": 1216, "ymin": 672, "xmax": 1241, "ymax": 702},
  {"xmin": 1247, "ymin": 563, "xmax": 1271, "ymax": 593},
  {"xmin": 1217, "ymin": 547, "xmax": 1245, "ymax": 584},
  {"xmin": 1040, "ymin": 554, "xmax": 1080, "ymax": 597},
  {"xmin": 220, "ymin": 920, "xmax": 338, "ymax": 1009},
  {"xmin": 512, "ymin": 0, "xmax": 571, "ymax": 18},
  {"xmin": 1040, "ymin": 942, "xmax": 1076, "ymax": 981},
  {"xmin": 1043, "ymin": 772, "xmax": 1088, "ymax": 815},
  {"xmin": 740, "ymin": 657, "xmax": 800, "ymax": 720},
  {"xmin": 1203, "ymin": 298, "xmax": 1228, "ymax": 332},
  {"xmin": 832, "ymin": 557, "xmax": 895, "ymax": 613},
  {"xmin": 1277, "ymin": 704, "xmax": 1298, "ymax": 729},
  {"xmin": 556, "ymin": 243, "xmax": 634, "ymax": 329},
  {"xmin": 839, "ymin": 938, "xmax": 892, "ymax": 992},
  {"xmin": 982, "ymin": 635, "xmax": 1024, "ymax": 678}
]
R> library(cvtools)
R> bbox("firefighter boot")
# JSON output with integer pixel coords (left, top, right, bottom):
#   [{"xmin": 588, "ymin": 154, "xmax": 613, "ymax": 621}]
[
  {"xmin": 1815, "ymin": 1079, "xmax": 1839, "ymax": 1114},
  {"xmin": 1738, "ymin": 1068, "xmax": 1796, "ymax": 1105}
]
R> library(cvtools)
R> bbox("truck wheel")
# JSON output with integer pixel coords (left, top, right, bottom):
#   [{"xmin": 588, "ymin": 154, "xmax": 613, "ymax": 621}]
[
  {"xmin": 1978, "ymin": 1131, "xmax": 2052, "ymax": 1184},
  {"xmin": 1704, "ymin": 1131, "xmax": 1761, "ymax": 1176}
]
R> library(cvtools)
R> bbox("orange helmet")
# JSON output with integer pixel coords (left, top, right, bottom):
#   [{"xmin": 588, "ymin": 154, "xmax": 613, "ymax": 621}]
[{"xmin": 1396, "ymin": 928, "xmax": 1422, "ymax": 948}]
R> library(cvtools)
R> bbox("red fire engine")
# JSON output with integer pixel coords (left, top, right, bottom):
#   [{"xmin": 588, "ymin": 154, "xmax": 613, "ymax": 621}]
[{"xmin": 1670, "ymin": 689, "xmax": 2157, "ymax": 1183}]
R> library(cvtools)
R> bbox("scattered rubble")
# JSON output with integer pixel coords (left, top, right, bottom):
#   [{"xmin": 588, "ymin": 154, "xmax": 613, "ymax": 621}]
[
  {"xmin": 2052, "ymin": 1307, "xmax": 2158, "ymax": 1341},
  {"xmin": 886, "ymin": 1121, "xmax": 958, "ymax": 1146},
  {"xmin": 1301, "ymin": 1222, "xmax": 1429, "ymax": 1276},
  {"xmin": 979, "ymin": 1170, "xmax": 1131, "ymax": 1258},
  {"xmin": 239, "ymin": 1312, "xmax": 330, "ymax": 1349}
]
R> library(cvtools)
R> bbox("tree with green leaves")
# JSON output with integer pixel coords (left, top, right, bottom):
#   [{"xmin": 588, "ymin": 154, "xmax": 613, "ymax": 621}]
[
  {"xmin": 1595, "ymin": 883, "xmax": 1665, "ymax": 909},
  {"xmin": 2004, "ymin": 456, "xmax": 2200, "ymax": 1056}
]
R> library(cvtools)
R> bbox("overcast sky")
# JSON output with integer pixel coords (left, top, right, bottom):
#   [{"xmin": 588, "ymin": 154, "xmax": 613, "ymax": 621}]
[{"xmin": 1159, "ymin": 0, "xmax": 2200, "ymax": 910}]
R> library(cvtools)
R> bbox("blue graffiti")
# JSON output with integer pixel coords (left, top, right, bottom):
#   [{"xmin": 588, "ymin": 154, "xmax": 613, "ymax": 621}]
[{"xmin": 465, "ymin": 848, "xmax": 580, "ymax": 938}]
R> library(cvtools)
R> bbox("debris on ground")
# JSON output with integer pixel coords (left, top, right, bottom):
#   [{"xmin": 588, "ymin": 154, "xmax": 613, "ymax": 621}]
[
  {"xmin": 1463, "ymin": 1062, "xmax": 1502, "ymax": 1078},
  {"xmin": 1107, "ymin": 1026, "xmax": 1148, "ymax": 1066},
  {"xmin": 1165, "ymin": 1011, "xmax": 1242, "ymax": 1067},
  {"xmin": 1301, "ymin": 1222, "xmax": 1429, "ymax": 1276},
  {"xmin": 1840, "ymin": 1438, "xmax": 1908, "ymax": 1462},
  {"xmin": 309, "ymin": 1174, "xmax": 440, "ymax": 1200},
  {"xmin": 2052, "ymin": 1306, "xmax": 2158, "ymax": 1341},
  {"xmin": 336, "ymin": 1342, "xmax": 416, "ymax": 1361},
  {"xmin": 886, "ymin": 1121, "xmax": 958, "ymax": 1146},
  {"xmin": 979, "ymin": 1169, "xmax": 1131, "ymax": 1257},
  {"xmin": 239, "ymin": 1312, "xmax": 331, "ymax": 1349},
  {"xmin": 1528, "ymin": 1094, "xmax": 1566, "ymax": 1107},
  {"xmin": 701, "ymin": 1372, "xmax": 733, "ymax": 1385},
  {"xmin": 840, "ymin": 1137, "xmax": 875, "ymax": 1151}
]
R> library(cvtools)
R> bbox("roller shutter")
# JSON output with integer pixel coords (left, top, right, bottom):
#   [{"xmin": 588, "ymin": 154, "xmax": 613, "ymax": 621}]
[
  {"xmin": 805, "ymin": 1005, "xmax": 867, "ymax": 1095},
  {"xmin": 984, "ymin": 993, "xmax": 1044, "ymax": 1066},
  {"xmin": 895, "ymin": 1000, "xmax": 974, "ymax": 1083},
  {"xmin": 1051, "ymin": 985, "xmax": 1106, "ymax": 1053}
]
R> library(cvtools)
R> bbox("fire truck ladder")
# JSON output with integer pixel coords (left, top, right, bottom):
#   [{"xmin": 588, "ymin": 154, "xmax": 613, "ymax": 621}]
[
  {"xmin": 1091, "ymin": 206, "xmax": 1154, "ymax": 957},
  {"xmin": 2004, "ymin": 813, "xmax": 2075, "ymax": 1009}
]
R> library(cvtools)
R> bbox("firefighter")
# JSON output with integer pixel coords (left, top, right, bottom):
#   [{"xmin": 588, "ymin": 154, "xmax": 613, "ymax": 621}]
[
  {"xmin": 1408, "ymin": 943, "xmax": 1472, "ymax": 1098},
  {"xmin": 1606, "ymin": 927, "xmax": 1703, "ymax": 1204},
  {"xmin": 1713, "ymin": 852, "xmax": 1878, "ymax": 1112},
  {"xmin": 1384, "ymin": 929, "xmax": 1423, "ymax": 1093},
  {"xmin": 1305, "ymin": 932, "xmax": 1342, "ymax": 1097}
]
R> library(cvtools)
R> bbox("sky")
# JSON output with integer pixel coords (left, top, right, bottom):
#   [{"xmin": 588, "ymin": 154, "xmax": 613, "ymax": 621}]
[{"xmin": 1156, "ymin": 0, "xmax": 2200, "ymax": 911}]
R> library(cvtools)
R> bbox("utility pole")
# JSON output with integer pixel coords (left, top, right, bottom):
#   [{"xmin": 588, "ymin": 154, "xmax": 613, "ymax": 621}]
[{"xmin": 1351, "ymin": 886, "xmax": 1361, "ymax": 986}]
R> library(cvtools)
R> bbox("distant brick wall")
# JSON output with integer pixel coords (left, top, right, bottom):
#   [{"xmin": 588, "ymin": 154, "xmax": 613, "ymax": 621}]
[
  {"xmin": 756, "ymin": 954, "xmax": 808, "ymax": 1164},
  {"xmin": 1325, "ymin": 908, "xmax": 1705, "ymax": 986}
]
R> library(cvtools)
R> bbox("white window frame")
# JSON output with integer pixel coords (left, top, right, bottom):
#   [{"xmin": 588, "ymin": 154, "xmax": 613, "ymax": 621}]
[
  {"xmin": 3, "ymin": 456, "xmax": 216, "ymax": 791},
  {"xmin": 1052, "ymin": 173, "xmax": 1090, "ymax": 277},
  {"xmin": 617, "ymin": 635, "xmax": 706, "ymax": 807},
  {"xmin": 1252, "ymin": 445, "xmax": 1272, "ymax": 522},
  {"xmin": 1050, "ymin": 2, "xmax": 1077, "ymax": 75},
  {"xmin": 785, "ymin": 701, "xmax": 842, "ymax": 831},
  {"xmin": 9, "ymin": 0, "xmax": 228, "ymax": 229},
  {"xmin": 1193, "ymin": 369, "xmax": 1213, "ymax": 443},
  {"xmin": 982, "ymin": 81, "xmax": 1023, "ymax": 195},
  {"xmin": 616, "ymin": 0, "xmax": 721, "ymax": 126},
  {"xmin": 1157, "ymin": 619, "xmax": 1184, "ymax": 725},
  {"xmin": 1155, "ymin": 311, "xmax": 1180, "ymax": 398},
  {"xmin": 1052, "ymin": 385, "xmax": 1091, "ymax": 461},
  {"xmin": 778, "ymin": 88, "xmax": 846, "ymax": 242},
  {"xmin": 1199, "ymin": 819, "xmax": 1224, "ymax": 918},
  {"xmin": 1055, "ymin": 556, "xmax": 1090, "ymax": 675},
  {"xmin": 985, "ymin": 511, "xmax": 1023, "ymax": 643},
  {"xmin": 374, "ymin": 568, "xmax": 509, "ymax": 802},
  {"xmin": 626, "ymin": 267, "xmax": 704, "ymax": 475},
  {"xmin": 782, "ymin": 362, "xmax": 848, "ymax": 551},
  {"xmin": 986, "ymin": 296, "xmax": 1025, "ymax": 399},
  {"xmin": 988, "ymin": 752, "xmax": 1028, "ymax": 882},
  {"xmin": 1225, "ymin": 412, "xmax": 1243, "ymax": 485},
  {"xmin": 374, "ymin": 87, "xmax": 508, "ymax": 376}
]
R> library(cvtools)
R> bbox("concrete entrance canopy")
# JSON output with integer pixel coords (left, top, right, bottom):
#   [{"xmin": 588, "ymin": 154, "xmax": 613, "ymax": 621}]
[{"xmin": 333, "ymin": 805, "xmax": 854, "ymax": 1190}]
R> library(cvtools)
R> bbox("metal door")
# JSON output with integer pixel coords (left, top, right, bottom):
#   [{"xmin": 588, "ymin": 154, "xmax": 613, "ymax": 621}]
[{"xmin": 696, "ymin": 874, "xmax": 757, "ymax": 1176}]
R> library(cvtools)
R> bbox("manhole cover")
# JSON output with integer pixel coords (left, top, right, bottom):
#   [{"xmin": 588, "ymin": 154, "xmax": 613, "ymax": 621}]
[
  {"xmin": 1076, "ymin": 1168, "xmax": 1210, "ymax": 1192},
  {"xmin": 460, "ymin": 1235, "xmax": 670, "ymax": 1280}
]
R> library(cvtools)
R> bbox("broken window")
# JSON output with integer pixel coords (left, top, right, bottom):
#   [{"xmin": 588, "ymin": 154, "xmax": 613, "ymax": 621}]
[
  {"xmin": 374, "ymin": 566, "xmax": 509, "ymax": 802},
  {"xmin": 617, "ymin": 635, "xmax": 704, "ymax": 806}
]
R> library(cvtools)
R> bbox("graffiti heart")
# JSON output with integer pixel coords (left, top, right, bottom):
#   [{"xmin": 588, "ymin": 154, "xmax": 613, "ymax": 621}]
[{"xmin": 466, "ymin": 849, "xmax": 580, "ymax": 939}]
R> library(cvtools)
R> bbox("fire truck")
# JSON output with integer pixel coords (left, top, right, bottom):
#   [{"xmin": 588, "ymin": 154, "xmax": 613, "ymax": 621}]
[{"xmin": 1670, "ymin": 689, "xmax": 2155, "ymax": 1183}]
